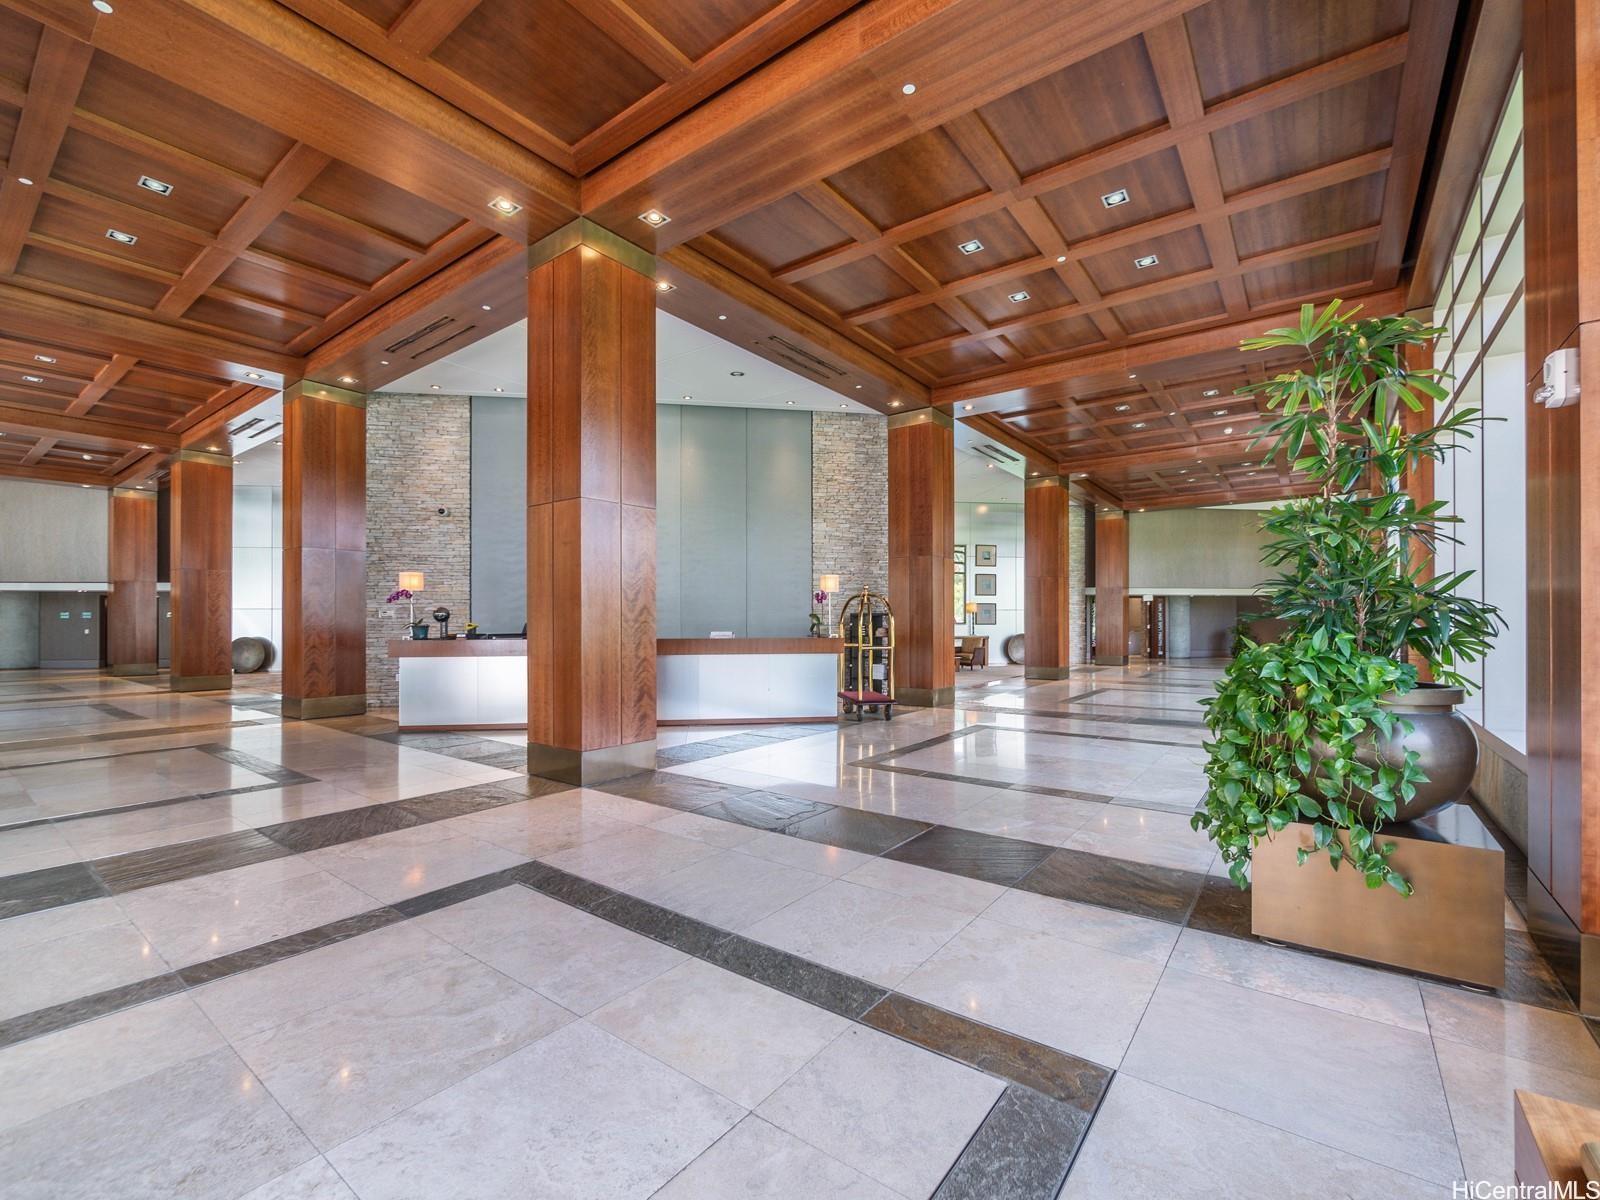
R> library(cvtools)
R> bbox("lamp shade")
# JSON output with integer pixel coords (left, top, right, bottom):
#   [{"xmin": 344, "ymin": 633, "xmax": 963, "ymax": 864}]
[
  {"xmin": 965, "ymin": 602, "xmax": 979, "ymax": 615},
  {"xmin": 818, "ymin": 573, "xmax": 841, "ymax": 593},
  {"xmin": 397, "ymin": 571, "xmax": 425, "ymax": 591}
]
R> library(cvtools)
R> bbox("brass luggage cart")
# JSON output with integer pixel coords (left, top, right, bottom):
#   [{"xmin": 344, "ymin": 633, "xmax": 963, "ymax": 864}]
[{"xmin": 836, "ymin": 588, "xmax": 895, "ymax": 720}]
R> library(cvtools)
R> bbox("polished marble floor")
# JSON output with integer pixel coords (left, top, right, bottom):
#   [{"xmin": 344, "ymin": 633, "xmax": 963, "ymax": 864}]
[{"xmin": 0, "ymin": 662, "xmax": 1591, "ymax": 1197}]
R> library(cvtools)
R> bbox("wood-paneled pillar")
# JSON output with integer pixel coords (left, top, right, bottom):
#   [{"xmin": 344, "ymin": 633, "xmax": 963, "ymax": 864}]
[
  {"xmin": 1024, "ymin": 476, "xmax": 1072, "ymax": 680},
  {"xmin": 1094, "ymin": 509, "xmax": 1129, "ymax": 666},
  {"xmin": 526, "ymin": 221, "xmax": 657, "ymax": 784},
  {"xmin": 282, "ymin": 381, "xmax": 367, "ymax": 719},
  {"xmin": 1525, "ymin": 0, "xmax": 1600, "ymax": 1011},
  {"xmin": 107, "ymin": 487, "xmax": 158, "ymax": 675},
  {"xmin": 168, "ymin": 449, "xmax": 232, "ymax": 691},
  {"xmin": 888, "ymin": 408, "xmax": 954, "ymax": 707}
]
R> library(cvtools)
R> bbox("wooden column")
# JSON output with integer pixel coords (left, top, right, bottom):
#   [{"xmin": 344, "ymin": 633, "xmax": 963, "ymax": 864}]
[
  {"xmin": 106, "ymin": 487, "xmax": 157, "ymax": 675},
  {"xmin": 168, "ymin": 450, "xmax": 232, "ymax": 691},
  {"xmin": 1024, "ymin": 476, "xmax": 1072, "ymax": 680},
  {"xmin": 526, "ymin": 221, "xmax": 657, "ymax": 784},
  {"xmin": 1525, "ymin": 0, "xmax": 1600, "ymax": 1012},
  {"xmin": 888, "ymin": 408, "xmax": 954, "ymax": 707},
  {"xmin": 1094, "ymin": 509, "xmax": 1129, "ymax": 666},
  {"xmin": 282, "ymin": 381, "xmax": 367, "ymax": 719}
]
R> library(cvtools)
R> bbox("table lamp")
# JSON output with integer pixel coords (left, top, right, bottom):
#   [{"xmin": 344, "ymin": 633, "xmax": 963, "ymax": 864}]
[
  {"xmin": 397, "ymin": 572, "xmax": 424, "ymax": 624},
  {"xmin": 818, "ymin": 574, "xmax": 841, "ymax": 634},
  {"xmin": 965, "ymin": 601, "xmax": 978, "ymax": 635}
]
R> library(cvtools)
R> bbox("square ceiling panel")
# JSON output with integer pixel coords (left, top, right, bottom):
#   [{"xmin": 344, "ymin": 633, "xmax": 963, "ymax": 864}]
[
  {"xmin": 716, "ymin": 193, "xmax": 855, "ymax": 273},
  {"xmin": 1080, "ymin": 224, "xmax": 1212, "ymax": 296},
  {"xmin": 825, "ymin": 127, "xmax": 988, "ymax": 231},
  {"xmin": 795, "ymin": 255, "xmax": 918, "ymax": 315},
  {"xmin": 1185, "ymin": 0, "xmax": 1411, "ymax": 104},
  {"xmin": 1211, "ymin": 71, "xmax": 1402, "ymax": 193},
  {"xmin": 1034, "ymin": 147, "xmax": 1194, "ymax": 244},
  {"xmin": 1230, "ymin": 174, "xmax": 1388, "ymax": 258},
  {"xmin": 899, "ymin": 208, "xmax": 1041, "ymax": 286},
  {"xmin": 1109, "ymin": 281, "xmax": 1227, "ymax": 334}
]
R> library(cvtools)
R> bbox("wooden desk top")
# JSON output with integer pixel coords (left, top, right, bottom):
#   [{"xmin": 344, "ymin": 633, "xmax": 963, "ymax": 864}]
[
  {"xmin": 657, "ymin": 638, "xmax": 844, "ymax": 656},
  {"xmin": 390, "ymin": 637, "xmax": 844, "ymax": 658}
]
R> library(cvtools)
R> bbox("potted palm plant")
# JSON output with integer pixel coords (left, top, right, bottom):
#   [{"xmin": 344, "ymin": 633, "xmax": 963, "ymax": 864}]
[{"xmin": 1192, "ymin": 301, "xmax": 1504, "ymax": 895}]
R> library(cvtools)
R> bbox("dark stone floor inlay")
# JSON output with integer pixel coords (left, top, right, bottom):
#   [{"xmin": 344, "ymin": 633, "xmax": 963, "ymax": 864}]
[
  {"xmin": 933, "ymin": 1084, "xmax": 1094, "ymax": 1200},
  {"xmin": 1017, "ymin": 847, "xmax": 1205, "ymax": 925},
  {"xmin": 785, "ymin": 807, "xmax": 930, "ymax": 855},
  {"xmin": 704, "ymin": 935, "xmax": 889, "ymax": 1020},
  {"xmin": 886, "ymin": 826, "xmax": 1057, "ymax": 886},
  {"xmin": 0, "ymin": 861, "xmax": 109, "ymax": 919},
  {"xmin": 94, "ymin": 828, "xmax": 292, "ymax": 894}
]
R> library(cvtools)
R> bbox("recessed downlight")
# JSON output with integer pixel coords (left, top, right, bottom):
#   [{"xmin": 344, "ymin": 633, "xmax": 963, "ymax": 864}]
[
  {"xmin": 1055, "ymin": 255, "xmax": 1067, "ymax": 263},
  {"xmin": 1131, "ymin": 422, "xmax": 1147, "ymax": 429},
  {"xmin": 681, "ymin": 394, "xmax": 693, "ymax": 401},
  {"xmin": 105, "ymin": 228, "xmax": 138, "ymax": 245},
  {"xmin": 338, "ymin": 375, "xmax": 356, "ymax": 384},
  {"xmin": 729, "ymin": 371, "xmax": 744, "ymax": 377},
  {"xmin": 889, "ymin": 399, "xmax": 901, "ymax": 407},
  {"xmin": 1006, "ymin": 291, "xmax": 1030, "ymax": 304},
  {"xmin": 82, "ymin": 453, "xmax": 93, "ymax": 460},
  {"xmin": 34, "ymin": 354, "xmax": 55, "ymax": 363},
  {"xmin": 1202, "ymin": 388, "xmax": 1220, "ymax": 397},
  {"xmin": 16, "ymin": 176, "xmax": 33, "ymax": 186},
  {"xmin": 480, "ymin": 304, "xmax": 492, "ymax": 311},
  {"xmin": 1113, "ymin": 404, "xmax": 1132, "ymax": 412},
  {"xmin": 1223, "ymin": 426, "xmax": 1234, "ymax": 435},
  {"xmin": 638, "ymin": 209, "xmax": 670, "ymax": 227},
  {"xmin": 1212, "ymin": 408, "xmax": 1227, "ymax": 416},
  {"xmin": 91, "ymin": 0, "xmax": 113, "ymax": 11},
  {"xmin": 244, "ymin": 371, "xmax": 263, "ymax": 380},
  {"xmin": 957, "ymin": 239, "xmax": 984, "ymax": 255},
  {"xmin": 21, "ymin": 374, "xmax": 44, "ymax": 384},
  {"xmin": 655, "ymin": 280, "xmax": 676, "ymax": 293},
  {"xmin": 136, "ymin": 175, "xmax": 173, "ymax": 196},
  {"xmin": 139, "ymin": 444, "xmax": 152, "ymax": 450},
  {"xmin": 1100, "ymin": 188, "xmax": 1130, "ymax": 208},
  {"xmin": 785, "ymin": 400, "xmax": 795, "ymax": 406},
  {"xmin": 1127, "ymin": 373, "xmax": 1138, "ymax": 379},
  {"xmin": 901, "ymin": 83, "xmax": 917, "ymax": 95},
  {"xmin": 429, "ymin": 384, "xmax": 441, "ymax": 390},
  {"xmin": 1133, "ymin": 254, "xmax": 1159, "ymax": 269},
  {"xmin": 964, "ymin": 403, "xmax": 974, "ymax": 411},
  {"xmin": 717, "ymin": 314, "xmax": 727, "ymax": 321},
  {"xmin": 487, "ymin": 196, "xmax": 521, "ymax": 216}
]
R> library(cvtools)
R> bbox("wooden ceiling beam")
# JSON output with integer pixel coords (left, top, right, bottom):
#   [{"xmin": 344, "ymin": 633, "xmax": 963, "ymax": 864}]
[
  {"xmin": 0, "ymin": 400, "xmax": 178, "ymax": 451},
  {"xmin": 772, "ymin": 33, "xmax": 1408, "ymax": 286},
  {"xmin": 583, "ymin": 0, "xmax": 1213, "ymax": 245},
  {"xmin": 85, "ymin": 0, "xmax": 578, "ymax": 234},
  {"xmin": 386, "ymin": 0, "xmax": 485, "ymax": 55},
  {"xmin": 0, "ymin": 28, "xmax": 94, "ymax": 273},
  {"xmin": 933, "ymin": 283, "xmax": 1409, "ymax": 406},
  {"xmin": 156, "ymin": 143, "xmax": 333, "ymax": 319},
  {"xmin": 0, "ymin": 460, "xmax": 109, "ymax": 486},
  {"xmin": 1143, "ymin": 17, "xmax": 1247, "ymax": 318},
  {"xmin": 1057, "ymin": 436, "xmax": 1261, "ymax": 473},
  {"xmin": 568, "ymin": 0, "xmax": 692, "ymax": 82},
  {"xmin": 0, "ymin": 281, "xmax": 301, "ymax": 379},
  {"xmin": 68, "ymin": 353, "xmax": 138, "ymax": 418}
]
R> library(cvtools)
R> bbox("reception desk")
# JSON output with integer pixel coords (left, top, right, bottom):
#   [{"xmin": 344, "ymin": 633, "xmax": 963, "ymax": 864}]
[{"xmin": 387, "ymin": 637, "xmax": 843, "ymax": 730}]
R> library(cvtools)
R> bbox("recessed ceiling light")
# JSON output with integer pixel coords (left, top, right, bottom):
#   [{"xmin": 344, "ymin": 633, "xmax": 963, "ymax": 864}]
[
  {"xmin": 655, "ymin": 280, "xmax": 676, "ymax": 293},
  {"xmin": 717, "ymin": 314, "xmax": 727, "ymax": 320},
  {"xmin": 964, "ymin": 403, "xmax": 973, "ymax": 411},
  {"xmin": 33, "ymin": 355, "xmax": 55, "ymax": 363},
  {"xmin": 1128, "ymin": 373, "xmax": 1138, "ymax": 379},
  {"xmin": 1114, "ymin": 404, "xmax": 1131, "ymax": 412},
  {"xmin": 81, "ymin": 484, "xmax": 91, "ymax": 488},
  {"xmin": 1202, "ymin": 388, "xmax": 1220, "ymax": 397},
  {"xmin": 901, "ymin": 82, "xmax": 917, "ymax": 95},
  {"xmin": 1055, "ymin": 255, "xmax": 1067, "ymax": 263},
  {"xmin": 854, "ymin": 384, "xmax": 862, "ymax": 389},
  {"xmin": 338, "ymin": 375, "xmax": 356, "ymax": 384},
  {"xmin": 105, "ymin": 228, "xmax": 138, "ymax": 245},
  {"xmin": 139, "ymin": 444, "xmax": 152, "ymax": 450},
  {"xmin": 136, "ymin": 175, "xmax": 173, "ymax": 196},
  {"xmin": 1131, "ymin": 422, "xmax": 1147, "ymax": 429},
  {"xmin": 1101, "ymin": 188, "xmax": 1131, "ymax": 208},
  {"xmin": 889, "ymin": 399, "xmax": 901, "ymax": 407},
  {"xmin": 207, "ymin": 445, "xmax": 220, "ymax": 451},
  {"xmin": 480, "ymin": 304, "xmax": 492, "ymax": 311},
  {"xmin": 957, "ymin": 239, "xmax": 984, "ymax": 255},
  {"xmin": 82, "ymin": 453, "xmax": 93, "ymax": 460},
  {"xmin": 1223, "ymin": 426, "xmax": 1234, "ymax": 434},
  {"xmin": 1133, "ymin": 254, "xmax": 1159, "ymax": 269},
  {"xmin": 1212, "ymin": 408, "xmax": 1227, "ymax": 417},
  {"xmin": 91, "ymin": 0, "xmax": 113, "ymax": 11},
  {"xmin": 21, "ymin": 374, "xmax": 43, "ymax": 384},
  {"xmin": 785, "ymin": 400, "xmax": 795, "ymax": 406},
  {"xmin": 380, "ymin": 360, "xmax": 390, "ymax": 365},
  {"xmin": 682, "ymin": 394, "xmax": 693, "ymax": 401},
  {"xmin": 839, "ymin": 403, "xmax": 847, "ymax": 409},
  {"xmin": 638, "ymin": 209, "xmax": 670, "ymax": 227},
  {"xmin": 16, "ymin": 177, "xmax": 33, "ymax": 186},
  {"xmin": 729, "ymin": 371, "xmax": 744, "ymax": 377},
  {"xmin": 244, "ymin": 371, "xmax": 262, "ymax": 380},
  {"xmin": 429, "ymin": 384, "xmax": 441, "ymax": 390},
  {"xmin": 487, "ymin": 196, "xmax": 521, "ymax": 216},
  {"xmin": 1007, "ymin": 291, "xmax": 1030, "ymax": 304}
]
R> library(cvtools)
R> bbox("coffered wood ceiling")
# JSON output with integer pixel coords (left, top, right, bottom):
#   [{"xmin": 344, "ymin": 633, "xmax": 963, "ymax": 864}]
[{"xmin": 0, "ymin": 0, "xmax": 1465, "ymax": 509}]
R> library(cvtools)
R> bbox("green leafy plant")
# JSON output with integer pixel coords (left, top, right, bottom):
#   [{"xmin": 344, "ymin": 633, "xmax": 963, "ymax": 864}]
[{"xmin": 1192, "ymin": 300, "xmax": 1504, "ymax": 893}]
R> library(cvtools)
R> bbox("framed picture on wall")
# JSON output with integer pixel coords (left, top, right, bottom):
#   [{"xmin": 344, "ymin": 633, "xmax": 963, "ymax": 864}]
[
  {"xmin": 974, "ymin": 573, "xmax": 997, "ymax": 596},
  {"xmin": 975, "ymin": 544, "xmax": 997, "ymax": 567},
  {"xmin": 974, "ymin": 602, "xmax": 997, "ymax": 625}
]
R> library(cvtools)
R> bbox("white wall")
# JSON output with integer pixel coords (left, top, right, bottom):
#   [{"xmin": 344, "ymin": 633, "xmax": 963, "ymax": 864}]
[
  {"xmin": 232, "ymin": 485, "xmax": 282, "ymax": 667},
  {"xmin": 1128, "ymin": 508, "xmax": 1270, "ymax": 592},
  {"xmin": 0, "ymin": 479, "xmax": 109, "ymax": 582},
  {"xmin": 955, "ymin": 501, "xmax": 1023, "ymax": 655}
]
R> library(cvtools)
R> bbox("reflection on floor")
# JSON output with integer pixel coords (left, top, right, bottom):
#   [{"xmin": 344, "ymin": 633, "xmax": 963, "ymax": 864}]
[{"xmin": 0, "ymin": 662, "xmax": 1588, "ymax": 1197}]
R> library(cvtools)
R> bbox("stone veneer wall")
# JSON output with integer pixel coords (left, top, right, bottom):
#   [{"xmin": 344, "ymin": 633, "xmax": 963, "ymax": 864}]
[
  {"xmin": 1069, "ymin": 501, "xmax": 1087, "ymax": 665},
  {"xmin": 365, "ymin": 392, "xmax": 472, "ymax": 706},
  {"xmin": 811, "ymin": 412, "xmax": 888, "ymax": 612}
]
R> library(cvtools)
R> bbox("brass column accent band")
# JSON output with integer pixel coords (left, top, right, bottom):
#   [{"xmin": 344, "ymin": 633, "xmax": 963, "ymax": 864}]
[
  {"xmin": 282, "ymin": 695, "xmax": 367, "ymax": 720},
  {"xmin": 896, "ymin": 687, "xmax": 955, "ymax": 708},
  {"xmin": 888, "ymin": 407, "xmax": 954, "ymax": 431},
  {"xmin": 284, "ymin": 381, "xmax": 366, "ymax": 409},
  {"xmin": 172, "ymin": 449, "xmax": 232, "ymax": 467},
  {"xmin": 110, "ymin": 663, "xmax": 158, "ymax": 677},
  {"xmin": 527, "ymin": 739, "xmax": 658, "ymax": 786},
  {"xmin": 170, "ymin": 674, "xmax": 232, "ymax": 692},
  {"xmin": 528, "ymin": 218, "xmax": 656, "ymax": 279},
  {"xmin": 1025, "ymin": 666, "xmax": 1070, "ymax": 680},
  {"xmin": 1025, "ymin": 475, "xmax": 1067, "ymax": 490},
  {"xmin": 111, "ymin": 487, "xmax": 156, "ymax": 500}
]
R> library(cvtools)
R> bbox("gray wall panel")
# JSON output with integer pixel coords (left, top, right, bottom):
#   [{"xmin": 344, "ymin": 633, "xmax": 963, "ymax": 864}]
[
  {"xmin": 656, "ymin": 405, "xmax": 683, "ymax": 637},
  {"xmin": 38, "ymin": 591, "xmax": 100, "ymax": 667},
  {"xmin": 0, "ymin": 481, "xmax": 109, "ymax": 582},
  {"xmin": 678, "ymin": 406, "xmax": 749, "ymax": 636},
  {"xmin": 0, "ymin": 593, "xmax": 40, "ymax": 668},
  {"xmin": 1129, "ymin": 509, "xmax": 1270, "ymax": 592},
  {"xmin": 745, "ymin": 409, "xmax": 811, "ymax": 637},
  {"xmin": 470, "ymin": 395, "xmax": 527, "ymax": 634}
]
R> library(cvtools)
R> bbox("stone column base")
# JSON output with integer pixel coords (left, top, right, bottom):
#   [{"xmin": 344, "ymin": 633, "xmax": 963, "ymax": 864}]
[
  {"xmin": 1093, "ymin": 654, "xmax": 1128, "ymax": 667},
  {"xmin": 170, "ymin": 674, "xmax": 232, "ymax": 692},
  {"xmin": 110, "ymin": 663, "xmax": 158, "ymax": 677},
  {"xmin": 528, "ymin": 739, "xmax": 657, "ymax": 786},
  {"xmin": 1024, "ymin": 665, "xmax": 1071, "ymax": 680},
  {"xmin": 283, "ymin": 694, "xmax": 367, "ymax": 720}
]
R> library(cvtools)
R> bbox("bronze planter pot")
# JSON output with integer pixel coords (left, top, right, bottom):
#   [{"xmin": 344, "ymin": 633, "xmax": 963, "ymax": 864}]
[{"xmin": 1349, "ymin": 683, "xmax": 1479, "ymax": 824}]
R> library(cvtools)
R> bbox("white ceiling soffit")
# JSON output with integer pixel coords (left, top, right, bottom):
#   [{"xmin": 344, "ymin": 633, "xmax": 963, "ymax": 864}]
[{"xmin": 385, "ymin": 310, "xmax": 878, "ymax": 414}]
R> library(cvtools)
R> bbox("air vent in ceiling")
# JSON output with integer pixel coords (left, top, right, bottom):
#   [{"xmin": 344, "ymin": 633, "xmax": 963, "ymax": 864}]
[
  {"xmin": 760, "ymin": 335, "xmax": 848, "ymax": 382},
  {"xmin": 385, "ymin": 316, "xmax": 457, "ymax": 355},
  {"xmin": 973, "ymin": 443, "xmax": 1021, "ymax": 464}
]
